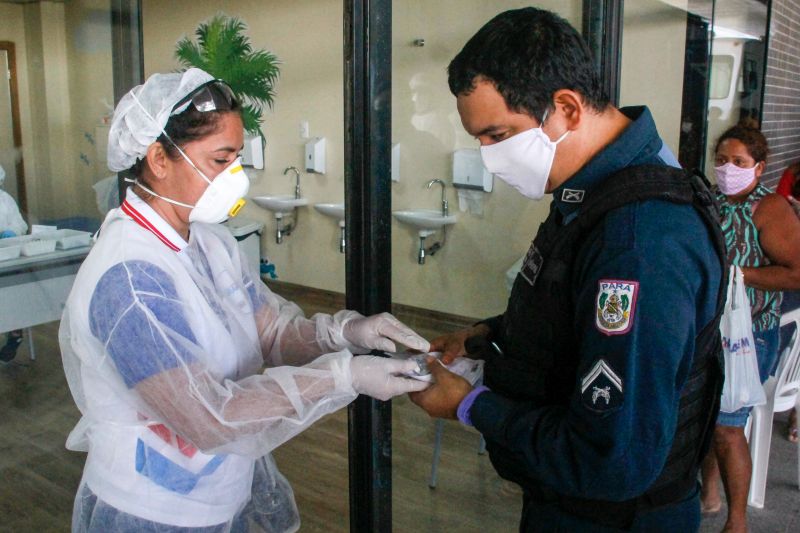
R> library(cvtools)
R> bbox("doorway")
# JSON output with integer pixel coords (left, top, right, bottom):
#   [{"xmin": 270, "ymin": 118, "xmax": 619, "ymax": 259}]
[{"xmin": 0, "ymin": 41, "xmax": 26, "ymax": 217}]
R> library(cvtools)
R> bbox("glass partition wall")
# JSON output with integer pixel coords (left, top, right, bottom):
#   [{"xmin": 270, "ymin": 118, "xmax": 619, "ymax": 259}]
[
  {"xmin": 0, "ymin": 1, "xmax": 119, "ymax": 531},
  {"xmin": 388, "ymin": 2, "xmax": 581, "ymax": 531},
  {"xmin": 705, "ymin": 0, "xmax": 768, "ymax": 176},
  {"xmin": 0, "ymin": 0, "xmax": 116, "ymax": 233},
  {"xmin": 620, "ymin": 0, "xmax": 768, "ymax": 174},
  {"xmin": 139, "ymin": 2, "xmax": 559, "ymax": 529},
  {"xmin": 0, "ymin": 0, "xmax": 772, "ymax": 531},
  {"xmin": 143, "ymin": 0, "xmax": 353, "ymax": 529}
]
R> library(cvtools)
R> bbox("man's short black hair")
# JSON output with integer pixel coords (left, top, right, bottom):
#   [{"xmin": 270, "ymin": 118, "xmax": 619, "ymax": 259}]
[{"xmin": 448, "ymin": 7, "xmax": 609, "ymax": 120}]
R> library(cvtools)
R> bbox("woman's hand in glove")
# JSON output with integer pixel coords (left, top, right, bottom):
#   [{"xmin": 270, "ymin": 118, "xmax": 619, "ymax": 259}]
[
  {"xmin": 350, "ymin": 355, "xmax": 430, "ymax": 401},
  {"xmin": 342, "ymin": 312, "xmax": 430, "ymax": 354}
]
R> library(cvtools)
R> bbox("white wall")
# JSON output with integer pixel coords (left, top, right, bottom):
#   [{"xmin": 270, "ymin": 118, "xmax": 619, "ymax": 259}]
[
  {"xmin": 64, "ymin": 0, "xmax": 115, "ymax": 217},
  {"xmin": 0, "ymin": 2, "xmax": 35, "ymax": 215},
  {"xmin": 142, "ymin": 0, "xmax": 581, "ymax": 319},
  {"xmin": 390, "ymin": 1, "xmax": 580, "ymax": 317},
  {"xmin": 0, "ymin": 0, "xmax": 114, "ymax": 223},
  {"xmin": 620, "ymin": 0, "xmax": 688, "ymax": 154}
]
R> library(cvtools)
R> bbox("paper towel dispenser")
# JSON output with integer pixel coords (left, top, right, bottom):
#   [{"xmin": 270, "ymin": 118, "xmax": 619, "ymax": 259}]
[
  {"xmin": 241, "ymin": 134, "xmax": 264, "ymax": 169},
  {"xmin": 452, "ymin": 149, "xmax": 492, "ymax": 192}
]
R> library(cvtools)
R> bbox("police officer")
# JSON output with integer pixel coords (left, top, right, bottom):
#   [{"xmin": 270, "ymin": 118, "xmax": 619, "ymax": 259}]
[{"xmin": 410, "ymin": 8, "xmax": 726, "ymax": 532}]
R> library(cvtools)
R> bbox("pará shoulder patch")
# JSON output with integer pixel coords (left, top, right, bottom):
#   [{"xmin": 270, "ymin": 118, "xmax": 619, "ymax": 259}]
[
  {"xmin": 595, "ymin": 279, "xmax": 639, "ymax": 336},
  {"xmin": 581, "ymin": 359, "xmax": 623, "ymax": 413}
]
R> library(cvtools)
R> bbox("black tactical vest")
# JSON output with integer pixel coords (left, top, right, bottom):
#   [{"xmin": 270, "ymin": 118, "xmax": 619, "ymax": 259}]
[{"xmin": 478, "ymin": 165, "xmax": 727, "ymax": 530}]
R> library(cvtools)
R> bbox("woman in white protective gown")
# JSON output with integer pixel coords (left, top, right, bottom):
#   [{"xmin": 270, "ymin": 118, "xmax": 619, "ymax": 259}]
[{"xmin": 59, "ymin": 68, "xmax": 430, "ymax": 533}]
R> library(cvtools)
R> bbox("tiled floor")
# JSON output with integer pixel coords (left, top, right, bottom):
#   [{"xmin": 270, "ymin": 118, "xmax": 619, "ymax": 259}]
[
  {"xmin": 1, "ymin": 288, "xmax": 799, "ymax": 532},
  {"xmin": 0, "ymin": 304, "xmax": 520, "ymax": 532},
  {"xmin": 698, "ymin": 412, "xmax": 800, "ymax": 533}
]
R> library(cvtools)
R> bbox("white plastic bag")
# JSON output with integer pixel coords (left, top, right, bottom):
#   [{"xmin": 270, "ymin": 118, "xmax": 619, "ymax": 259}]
[{"xmin": 719, "ymin": 265, "xmax": 766, "ymax": 413}]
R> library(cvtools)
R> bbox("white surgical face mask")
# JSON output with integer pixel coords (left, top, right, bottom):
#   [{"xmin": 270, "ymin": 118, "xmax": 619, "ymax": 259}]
[
  {"xmin": 134, "ymin": 151, "xmax": 249, "ymax": 224},
  {"xmin": 714, "ymin": 162, "xmax": 758, "ymax": 196},
  {"xmin": 479, "ymin": 110, "xmax": 569, "ymax": 200}
]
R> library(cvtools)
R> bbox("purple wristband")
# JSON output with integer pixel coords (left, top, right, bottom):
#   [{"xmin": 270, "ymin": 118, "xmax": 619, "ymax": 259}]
[{"xmin": 457, "ymin": 385, "xmax": 490, "ymax": 426}]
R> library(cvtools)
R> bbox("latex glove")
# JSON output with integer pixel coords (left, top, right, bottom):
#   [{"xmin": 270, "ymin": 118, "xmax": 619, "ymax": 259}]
[
  {"xmin": 350, "ymin": 355, "xmax": 430, "ymax": 401},
  {"xmin": 342, "ymin": 312, "xmax": 431, "ymax": 354},
  {"xmin": 0, "ymin": 230, "xmax": 16, "ymax": 239}
]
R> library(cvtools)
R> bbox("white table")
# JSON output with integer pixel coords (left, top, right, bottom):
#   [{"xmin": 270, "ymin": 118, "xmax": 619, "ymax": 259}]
[{"xmin": 0, "ymin": 246, "xmax": 91, "ymax": 360}]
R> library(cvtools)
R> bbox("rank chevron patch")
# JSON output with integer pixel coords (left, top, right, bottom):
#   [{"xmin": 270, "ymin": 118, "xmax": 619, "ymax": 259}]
[
  {"xmin": 581, "ymin": 359, "xmax": 624, "ymax": 413},
  {"xmin": 581, "ymin": 359, "xmax": 623, "ymax": 394}
]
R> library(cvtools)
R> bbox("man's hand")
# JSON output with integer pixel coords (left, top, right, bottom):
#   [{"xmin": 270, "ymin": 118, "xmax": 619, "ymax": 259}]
[
  {"xmin": 430, "ymin": 323, "xmax": 491, "ymax": 364},
  {"xmin": 409, "ymin": 357, "xmax": 473, "ymax": 419}
]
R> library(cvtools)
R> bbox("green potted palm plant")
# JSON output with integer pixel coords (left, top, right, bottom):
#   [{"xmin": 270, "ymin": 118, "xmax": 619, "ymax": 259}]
[{"xmin": 176, "ymin": 14, "xmax": 279, "ymax": 143}]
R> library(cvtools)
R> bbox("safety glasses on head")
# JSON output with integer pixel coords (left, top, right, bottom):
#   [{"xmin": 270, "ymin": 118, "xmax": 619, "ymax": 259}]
[{"xmin": 172, "ymin": 80, "xmax": 236, "ymax": 113}]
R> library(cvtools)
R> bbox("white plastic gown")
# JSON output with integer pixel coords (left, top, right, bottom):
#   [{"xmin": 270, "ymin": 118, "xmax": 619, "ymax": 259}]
[
  {"xmin": 0, "ymin": 188, "xmax": 27, "ymax": 236},
  {"xmin": 0, "ymin": 163, "xmax": 27, "ymax": 236},
  {"xmin": 59, "ymin": 193, "xmax": 368, "ymax": 532}
]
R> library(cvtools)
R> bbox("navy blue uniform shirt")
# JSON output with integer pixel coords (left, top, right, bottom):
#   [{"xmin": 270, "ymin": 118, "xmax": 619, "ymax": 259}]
[{"xmin": 469, "ymin": 107, "xmax": 721, "ymax": 521}]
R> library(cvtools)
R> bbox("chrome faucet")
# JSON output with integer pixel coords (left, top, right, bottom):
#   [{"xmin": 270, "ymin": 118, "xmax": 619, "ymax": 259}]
[
  {"xmin": 284, "ymin": 166, "xmax": 301, "ymax": 199},
  {"xmin": 426, "ymin": 178, "xmax": 448, "ymax": 217}
]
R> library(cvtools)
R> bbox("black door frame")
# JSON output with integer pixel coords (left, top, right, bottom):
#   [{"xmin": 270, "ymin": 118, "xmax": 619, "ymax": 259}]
[
  {"xmin": 340, "ymin": 2, "xmax": 630, "ymax": 530},
  {"xmin": 582, "ymin": 0, "xmax": 624, "ymax": 105},
  {"xmin": 343, "ymin": 1, "xmax": 393, "ymax": 531},
  {"xmin": 0, "ymin": 41, "xmax": 27, "ymax": 217},
  {"xmin": 111, "ymin": 0, "xmax": 144, "ymax": 203}
]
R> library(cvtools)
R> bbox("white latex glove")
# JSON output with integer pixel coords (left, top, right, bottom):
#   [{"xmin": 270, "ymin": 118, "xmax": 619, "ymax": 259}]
[
  {"xmin": 342, "ymin": 312, "xmax": 431, "ymax": 354},
  {"xmin": 350, "ymin": 355, "xmax": 431, "ymax": 401}
]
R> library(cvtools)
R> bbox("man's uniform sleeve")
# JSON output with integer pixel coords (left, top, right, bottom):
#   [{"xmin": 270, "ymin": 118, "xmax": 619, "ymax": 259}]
[{"xmin": 469, "ymin": 201, "xmax": 719, "ymax": 501}]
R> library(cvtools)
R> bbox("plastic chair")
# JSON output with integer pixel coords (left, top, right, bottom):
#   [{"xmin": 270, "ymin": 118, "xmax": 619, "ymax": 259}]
[
  {"xmin": 0, "ymin": 327, "xmax": 35, "ymax": 361},
  {"xmin": 427, "ymin": 362, "xmax": 488, "ymax": 488},
  {"xmin": 747, "ymin": 308, "xmax": 800, "ymax": 508},
  {"xmin": 428, "ymin": 418, "xmax": 486, "ymax": 488}
]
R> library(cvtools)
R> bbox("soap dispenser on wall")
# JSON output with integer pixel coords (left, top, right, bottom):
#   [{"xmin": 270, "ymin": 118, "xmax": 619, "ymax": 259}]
[{"xmin": 305, "ymin": 137, "xmax": 326, "ymax": 174}]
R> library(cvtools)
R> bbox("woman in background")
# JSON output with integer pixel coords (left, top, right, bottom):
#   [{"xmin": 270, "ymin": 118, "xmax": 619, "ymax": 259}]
[{"xmin": 700, "ymin": 120, "xmax": 800, "ymax": 532}]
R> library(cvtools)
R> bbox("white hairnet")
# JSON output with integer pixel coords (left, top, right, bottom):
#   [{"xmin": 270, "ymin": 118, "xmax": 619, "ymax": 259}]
[{"xmin": 107, "ymin": 68, "xmax": 215, "ymax": 172}]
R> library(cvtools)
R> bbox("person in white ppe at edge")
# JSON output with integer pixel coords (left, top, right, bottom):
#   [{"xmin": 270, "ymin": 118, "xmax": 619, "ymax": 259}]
[
  {"xmin": 59, "ymin": 68, "xmax": 431, "ymax": 533},
  {"xmin": 0, "ymin": 163, "xmax": 28, "ymax": 238},
  {"xmin": 0, "ymin": 162, "xmax": 28, "ymax": 362}
]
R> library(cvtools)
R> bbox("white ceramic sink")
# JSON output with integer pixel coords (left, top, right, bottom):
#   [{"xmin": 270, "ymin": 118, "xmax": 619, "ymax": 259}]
[
  {"xmin": 393, "ymin": 209, "xmax": 458, "ymax": 231},
  {"xmin": 314, "ymin": 203, "xmax": 345, "ymax": 221},
  {"xmin": 251, "ymin": 195, "xmax": 309, "ymax": 215}
]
